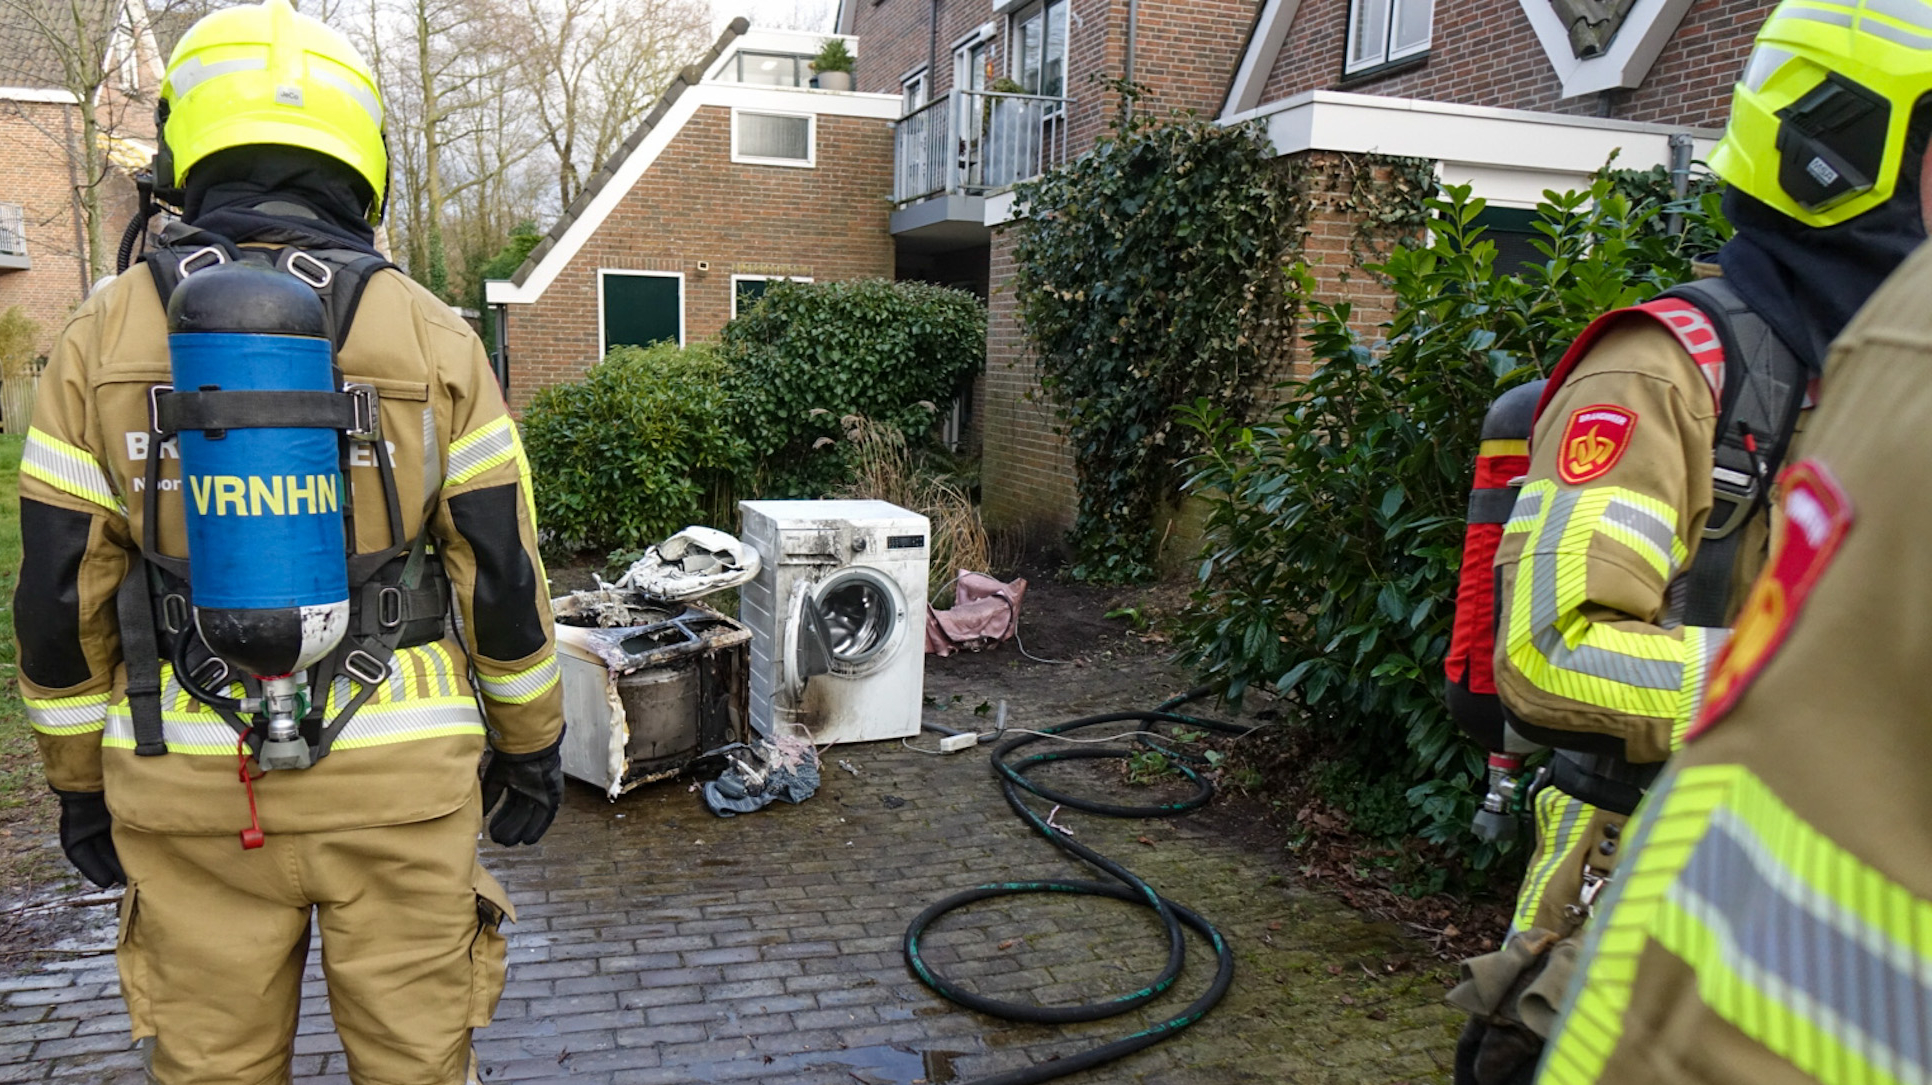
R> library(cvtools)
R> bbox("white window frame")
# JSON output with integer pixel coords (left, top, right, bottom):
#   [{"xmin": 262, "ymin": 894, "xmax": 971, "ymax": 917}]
[
  {"xmin": 901, "ymin": 66, "xmax": 929, "ymax": 111},
  {"xmin": 1344, "ymin": 0, "xmax": 1434, "ymax": 76},
  {"xmin": 597, "ymin": 269, "xmax": 685, "ymax": 353},
  {"xmin": 730, "ymin": 274, "xmax": 815, "ymax": 319},
  {"xmin": 954, "ymin": 30, "xmax": 993, "ymax": 96},
  {"xmin": 730, "ymin": 107, "xmax": 817, "ymax": 168},
  {"xmin": 1007, "ymin": 0, "xmax": 1070, "ymax": 101}
]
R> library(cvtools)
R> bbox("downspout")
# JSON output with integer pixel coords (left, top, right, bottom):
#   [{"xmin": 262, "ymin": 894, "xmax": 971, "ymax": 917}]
[
  {"xmin": 1125, "ymin": 0, "xmax": 1138, "ymax": 118},
  {"xmin": 492, "ymin": 303, "xmax": 510, "ymax": 394},
  {"xmin": 929, "ymin": 0, "xmax": 941, "ymax": 89},
  {"xmin": 1666, "ymin": 132, "xmax": 1694, "ymax": 237}
]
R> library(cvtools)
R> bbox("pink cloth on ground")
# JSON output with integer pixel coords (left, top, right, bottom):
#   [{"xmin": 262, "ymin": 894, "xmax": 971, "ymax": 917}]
[{"xmin": 925, "ymin": 572, "xmax": 1028, "ymax": 656}]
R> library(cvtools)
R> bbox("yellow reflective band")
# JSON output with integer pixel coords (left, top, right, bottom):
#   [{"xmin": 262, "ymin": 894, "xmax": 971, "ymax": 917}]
[
  {"xmin": 324, "ymin": 699, "xmax": 485, "ymax": 751},
  {"xmin": 1671, "ymin": 628, "xmax": 1726, "ymax": 752},
  {"xmin": 103, "ymin": 651, "xmax": 484, "ymax": 754},
  {"xmin": 1480, "ymin": 439, "xmax": 1528, "ymax": 458},
  {"xmin": 1504, "ymin": 482, "xmax": 1699, "ymax": 722},
  {"xmin": 479, "ymin": 655, "xmax": 560, "ymax": 704},
  {"xmin": 426, "ymin": 642, "xmax": 462, "ymax": 698},
  {"xmin": 1513, "ymin": 785, "xmax": 1598, "ymax": 933},
  {"xmin": 444, "ymin": 416, "xmax": 519, "ymax": 489},
  {"xmin": 1545, "ymin": 764, "xmax": 1932, "ymax": 1085},
  {"xmin": 105, "ymin": 695, "xmax": 483, "ymax": 754},
  {"xmin": 24, "ymin": 692, "xmax": 108, "ymax": 735},
  {"xmin": 22, "ymin": 428, "xmax": 125, "ymax": 515}
]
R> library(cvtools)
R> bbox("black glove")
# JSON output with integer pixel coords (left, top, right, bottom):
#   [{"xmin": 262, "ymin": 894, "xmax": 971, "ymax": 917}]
[
  {"xmin": 54, "ymin": 789, "xmax": 124, "ymax": 888},
  {"xmin": 481, "ymin": 737, "xmax": 564, "ymax": 846}
]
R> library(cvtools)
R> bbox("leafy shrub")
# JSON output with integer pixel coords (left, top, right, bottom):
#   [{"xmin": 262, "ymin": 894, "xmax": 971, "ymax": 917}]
[
  {"xmin": 1011, "ymin": 88, "xmax": 1294, "ymax": 583},
  {"xmin": 1178, "ymin": 179, "xmax": 1722, "ymax": 865},
  {"xmin": 720, "ymin": 279, "xmax": 984, "ymax": 498},
  {"xmin": 0, "ymin": 306, "xmax": 39, "ymax": 379},
  {"xmin": 521, "ymin": 341, "xmax": 749, "ymax": 552}
]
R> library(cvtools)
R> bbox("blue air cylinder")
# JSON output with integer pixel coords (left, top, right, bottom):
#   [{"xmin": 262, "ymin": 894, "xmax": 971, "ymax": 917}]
[{"xmin": 166, "ymin": 261, "xmax": 349, "ymax": 679}]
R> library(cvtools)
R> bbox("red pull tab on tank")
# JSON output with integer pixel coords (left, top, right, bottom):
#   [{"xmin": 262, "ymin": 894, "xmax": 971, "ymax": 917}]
[{"xmin": 236, "ymin": 735, "xmax": 266, "ymax": 850}]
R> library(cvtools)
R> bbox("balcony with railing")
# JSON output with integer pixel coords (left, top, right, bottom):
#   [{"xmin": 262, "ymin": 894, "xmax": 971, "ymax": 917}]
[
  {"xmin": 0, "ymin": 203, "xmax": 26, "ymax": 271},
  {"xmin": 891, "ymin": 89, "xmax": 1071, "ymax": 244}
]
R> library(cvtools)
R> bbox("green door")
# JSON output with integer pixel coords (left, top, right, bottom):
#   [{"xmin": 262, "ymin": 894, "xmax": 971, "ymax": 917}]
[{"xmin": 602, "ymin": 273, "xmax": 681, "ymax": 353}]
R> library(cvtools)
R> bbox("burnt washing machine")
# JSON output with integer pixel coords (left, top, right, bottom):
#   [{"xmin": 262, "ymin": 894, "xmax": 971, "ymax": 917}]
[{"xmin": 739, "ymin": 500, "xmax": 929, "ymax": 746}]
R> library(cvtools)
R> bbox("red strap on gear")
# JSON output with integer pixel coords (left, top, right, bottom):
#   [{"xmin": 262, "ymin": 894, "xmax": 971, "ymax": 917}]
[
  {"xmin": 1535, "ymin": 297, "xmax": 1727, "ymax": 424},
  {"xmin": 236, "ymin": 735, "xmax": 266, "ymax": 850}
]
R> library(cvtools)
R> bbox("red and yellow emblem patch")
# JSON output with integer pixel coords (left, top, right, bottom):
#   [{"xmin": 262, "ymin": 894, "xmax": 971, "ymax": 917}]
[
  {"xmin": 1692, "ymin": 459, "xmax": 1853, "ymax": 737},
  {"xmin": 1556, "ymin": 405, "xmax": 1637, "ymax": 485}
]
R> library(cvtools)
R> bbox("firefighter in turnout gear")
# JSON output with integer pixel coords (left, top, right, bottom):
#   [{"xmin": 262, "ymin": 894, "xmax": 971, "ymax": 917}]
[
  {"xmin": 11, "ymin": 1, "xmax": 565, "ymax": 1081},
  {"xmin": 1451, "ymin": 4, "xmax": 1932, "ymax": 1081},
  {"xmin": 1541, "ymin": 146, "xmax": 1932, "ymax": 1085}
]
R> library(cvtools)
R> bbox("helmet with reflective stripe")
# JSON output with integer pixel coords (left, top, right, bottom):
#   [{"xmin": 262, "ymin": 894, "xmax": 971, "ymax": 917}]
[
  {"xmin": 1712, "ymin": 0, "xmax": 1932, "ymax": 228},
  {"xmin": 159, "ymin": 0, "xmax": 386, "ymax": 224}
]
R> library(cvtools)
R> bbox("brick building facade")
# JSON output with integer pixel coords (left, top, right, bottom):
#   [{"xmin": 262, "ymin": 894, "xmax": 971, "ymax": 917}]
[
  {"xmin": 0, "ymin": 0, "xmax": 158, "ymax": 361},
  {"xmin": 487, "ymin": 23, "xmax": 901, "ymax": 409},
  {"xmin": 850, "ymin": 0, "xmax": 1771, "ymax": 548},
  {"xmin": 1258, "ymin": 0, "xmax": 1765, "ymax": 129},
  {"xmin": 841, "ymin": 0, "xmax": 1263, "ymax": 540}
]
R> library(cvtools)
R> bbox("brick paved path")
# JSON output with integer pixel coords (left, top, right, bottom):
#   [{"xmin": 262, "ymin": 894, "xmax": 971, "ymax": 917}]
[{"xmin": 0, "ymin": 650, "xmax": 1460, "ymax": 1084}]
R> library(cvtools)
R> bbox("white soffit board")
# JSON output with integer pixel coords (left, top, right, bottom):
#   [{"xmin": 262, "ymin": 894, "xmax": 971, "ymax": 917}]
[
  {"xmin": 1226, "ymin": 90, "xmax": 1718, "ymax": 205},
  {"xmin": 1442, "ymin": 163, "xmax": 1594, "ymax": 209},
  {"xmin": 0, "ymin": 87, "xmax": 81, "ymax": 103},
  {"xmin": 1222, "ymin": 0, "xmax": 1303, "ymax": 119},
  {"xmin": 1518, "ymin": 0, "xmax": 1697, "ymax": 100},
  {"xmin": 486, "ymin": 83, "xmax": 901, "ymax": 306}
]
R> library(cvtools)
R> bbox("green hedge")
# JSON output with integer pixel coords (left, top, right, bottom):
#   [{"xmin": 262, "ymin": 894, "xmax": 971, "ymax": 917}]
[
  {"xmin": 1178, "ymin": 178, "xmax": 1725, "ymax": 869},
  {"xmin": 520, "ymin": 341, "xmax": 749, "ymax": 552},
  {"xmin": 521, "ymin": 280, "xmax": 986, "ymax": 554},
  {"xmin": 719, "ymin": 279, "xmax": 985, "ymax": 498}
]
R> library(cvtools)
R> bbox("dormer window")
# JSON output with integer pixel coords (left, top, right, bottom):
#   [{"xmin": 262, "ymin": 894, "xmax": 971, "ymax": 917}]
[
  {"xmin": 1345, "ymin": 0, "xmax": 1434, "ymax": 75},
  {"xmin": 732, "ymin": 51, "xmax": 811, "ymax": 87}
]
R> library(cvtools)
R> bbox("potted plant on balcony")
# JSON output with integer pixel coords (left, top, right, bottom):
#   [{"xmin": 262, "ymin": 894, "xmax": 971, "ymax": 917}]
[{"xmin": 811, "ymin": 38, "xmax": 854, "ymax": 91}]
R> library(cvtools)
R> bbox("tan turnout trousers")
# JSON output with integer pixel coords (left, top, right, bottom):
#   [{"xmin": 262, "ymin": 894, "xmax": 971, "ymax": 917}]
[{"xmin": 114, "ymin": 795, "xmax": 510, "ymax": 1085}]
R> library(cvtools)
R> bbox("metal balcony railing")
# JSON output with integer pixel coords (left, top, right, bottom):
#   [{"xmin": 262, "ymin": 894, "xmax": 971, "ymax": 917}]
[
  {"xmin": 894, "ymin": 89, "xmax": 1073, "ymax": 205},
  {"xmin": 0, "ymin": 203, "xmax": 24, "ymax": 257}
]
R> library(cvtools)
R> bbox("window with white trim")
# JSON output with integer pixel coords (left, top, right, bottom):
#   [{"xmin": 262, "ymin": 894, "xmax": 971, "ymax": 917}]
[
  {"xmin": 732, "ymin": 51, "xmax": 811, "ymax": 87},
  {"xmin": 1010, "ymin": 0, "xmax": 1069, "ymax": 99},
  {"xmin": 599, "ymin": 270, "xmax": 683, "ymax": 354},
  {"xmin": 1345, "ymin": 0, "xmax": 1434, "ymax": 75},
  {"xmin": 731, "ymin": 275, "xmax": 814, "ymax": 318},
  {"xmin": 902, "ymin": 69, "xmax": 929, "ymax": 111},
  {"xmin": 732, "ymin": 110, "xmax": 815, "ymax": 167}
]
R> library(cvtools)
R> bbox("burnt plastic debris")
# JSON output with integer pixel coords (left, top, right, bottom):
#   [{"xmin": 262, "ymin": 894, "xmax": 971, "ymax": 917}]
[{"xmin": 701, "ymin": 733, "xmax": 820, "ymax": 817}]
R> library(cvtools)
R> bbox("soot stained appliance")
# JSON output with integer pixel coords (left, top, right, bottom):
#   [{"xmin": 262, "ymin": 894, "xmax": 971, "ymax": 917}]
[{"xmin": 739, "ymin": 500, "xmax": 929, "ymax": 746}]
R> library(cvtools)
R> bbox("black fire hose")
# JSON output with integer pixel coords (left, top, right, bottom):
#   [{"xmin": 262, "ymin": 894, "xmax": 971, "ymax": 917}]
[{"xmin": 903, "ymin": 687, "xmax": 1256, "ymax": 1085}]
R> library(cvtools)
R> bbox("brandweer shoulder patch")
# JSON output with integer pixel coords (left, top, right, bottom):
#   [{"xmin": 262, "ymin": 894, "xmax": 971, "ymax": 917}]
[
  {"xmin": 1691, "ymin": 459, "xmax": 1853, "ymax": 738},
  {"xmin": 1556, "ymin": 405, "xmax": 1637, "ymax": 485}
]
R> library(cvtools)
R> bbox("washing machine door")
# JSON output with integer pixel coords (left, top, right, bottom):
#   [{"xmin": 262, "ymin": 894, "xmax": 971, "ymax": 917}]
[
  {"xmin": 783, "ymin": 579, "xmax": 835, "ymax": 698},
  {"xmin": 785, "ymin": 566, "xmax": 905, "ymax": 695}
]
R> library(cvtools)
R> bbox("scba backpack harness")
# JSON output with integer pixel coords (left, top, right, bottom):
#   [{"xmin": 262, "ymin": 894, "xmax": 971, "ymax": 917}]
[
  {"xmin": 1445, "ymin": 278, "xmax": 1809, "ymax": 837},
  {"xmin": 118, "ymin": 228, "xmax": 452, "ymax": 791}
]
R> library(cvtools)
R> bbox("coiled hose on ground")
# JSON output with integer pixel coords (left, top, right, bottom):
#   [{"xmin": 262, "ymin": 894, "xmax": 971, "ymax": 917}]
[{"xmin": 903, "ymin": 687, "xmax": 1257, "ymax": 1085}]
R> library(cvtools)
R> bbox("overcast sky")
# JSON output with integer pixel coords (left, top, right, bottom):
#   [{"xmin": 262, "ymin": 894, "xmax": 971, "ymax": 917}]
[{"xmin": 712, "ymin": 0, "xmax": 839, "ymax": 34}]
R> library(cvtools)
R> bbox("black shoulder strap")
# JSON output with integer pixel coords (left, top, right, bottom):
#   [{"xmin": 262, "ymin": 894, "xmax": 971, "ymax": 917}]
[
  {"xmin": 1660, "ymin": 278, "xmax": 1810, "ymax": 627},
  {"xmin": 142, "ymin": 234, "xmax": 395, "ymax": 352},
  {"xmin": 129, "ymin": 235, "xmax": 398, "ymax": 757},
  {"xmin": 268, "ymin": 247, "xmax": 394, "ymax": 351}
]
